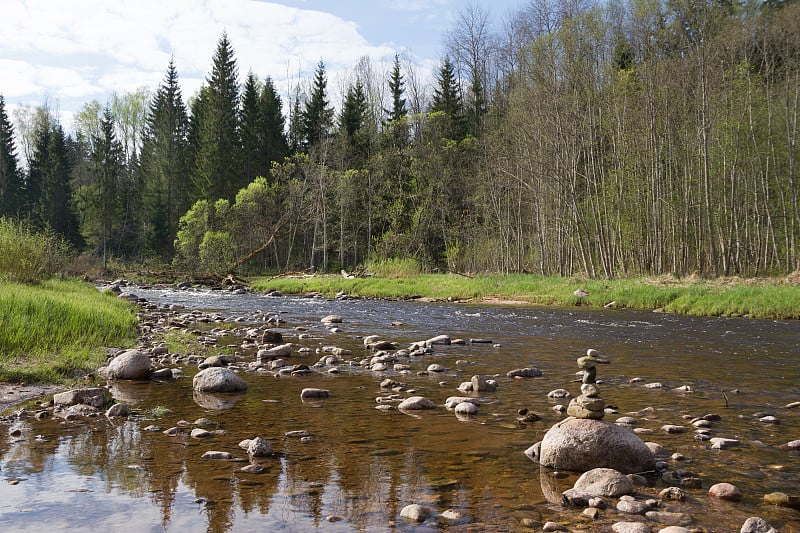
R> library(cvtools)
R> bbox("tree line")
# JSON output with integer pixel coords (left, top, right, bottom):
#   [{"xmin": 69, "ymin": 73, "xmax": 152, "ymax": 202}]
[{"xmin": 1, "ymin": 0, "xmax": 799, "ymax": 278}]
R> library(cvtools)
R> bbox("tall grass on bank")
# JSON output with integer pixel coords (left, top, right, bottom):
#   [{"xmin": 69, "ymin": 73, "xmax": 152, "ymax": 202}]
[
  {"xmin": 0, "ymin": 217, "xmax": 72, "ymax": 283},
  {"xmin": 0, "ymin": 279, "xmax": 138, "ymax": 383},
  {"xmin": 251, "ymin": 273, "xmax": 800, "ymax": 320}
]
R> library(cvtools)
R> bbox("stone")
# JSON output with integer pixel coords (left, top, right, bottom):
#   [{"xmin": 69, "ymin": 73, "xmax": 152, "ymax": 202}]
[
  {"xmin": 399, "ymin": 503, "xmax": 431, "ymax": 523},
  {"xmin": 583, "ymin": 507, "xmax": 601, "ymax": 519},
  {"xmin": 659, "ymin": 487, "xmax": 686, "ymax": 501},
  {"xmin": 573, "ymin": 468, "xmax": 635, "ymax": 497},
  {"xmin": 740, "ymin": 517, "xmax": 778, "ymax": 533},
  {"xmin": 246, "ymin": 437, "xmax": 273, "ymax": 457},
  {"xmin": 542, "ymin": 522, "xmax": 568, "ymax": 532},
  {"xmin": 397, "ymin": 396, "xmax": 435, "ymax": 410},
  {"xmin": 575, "ymin": 395, "xmax": 606, "ymax": 411},
  {"xmin": 780, "ymin": 439, "xmax": 800, "ymax": 450},
  {"xmin": 440, "ymin": 508, "xmax": 469, "ymax": 525},
  {"xmin": 581, "ymin": 383, "xmax": 600, "ymax": 396},
  {"xmin": 506, "ymin": 367, "xmax": 542, "ymax": 378},
  {"xmin": 709, "ymin": 482, "xmax": 742, "ymax": 502},
  {"xmin": 645, "ymin": 511, "xmax": 692, "ymax": 526},
  {"xmin": 471, "ymin": 375, "xmax": 496, "ymax": 392},
  {"xmin": 547, "ymin": 389, "xmax": 572, "ymax": 399},
  {"xmin": 612, "ymin": 522, "xmax": 652, "ymax": 533},
  {"xmin": 661, "ymin": 425, "xmax": 685, "ymax": 434},
  {"xmin": 240, "ymin": 464, "xmax": 265, "ymax": 474},
  {"xmin": 100, "ymin": 349, "xmax": 152, "ymax": 380},
  {"xmin": 193, "ymin": 367, "xmax": 247, "ymax": 393},
  {"xmin": 561, "ymin": 489, "xmax": 592, "ymax": 506},
  {"xmin": 258, "ymin": 343, "xmax": 293, "ymax": 360},
  {"xmin": 191, "ymin": 428, "xmax": 213, "ymax": 438},
  {"xmin": 538, "ymin": 418, "xmax": 656, "ymax": 474},
  {"xmin": 425, "ymin": 334, "xmax": 451, "ymax": 346},
  {"xmin": 523, "ymin": 441, "xmax": 541, "ymax": 462},
  {"xmin": 201, "ymin": 451, "xmax": 235, "ymax": 460},
  {"xmin": 616, "ymin": 499, "xmax": 650, "ymax": 514},
  {"xmin": 657, "ymin": 528, "xmax": 691, "ymax": 533},
  {"xmin": 320, "ymin": 315, "xmax": 342, "ymax": 324},
  {"xmin": 567, "ymin": 402, "xmax": 605, "ymax": 419},
  {"xmin": 105, "ymin": 403, "xmax": 128, "ymax": 417},
  {"xmin": 710, "ymin": 437, "xmax": 740, "ymax": 449},
  {"xmin": 763, "ymin": 492, "xmax": 800, "ymax": 509},
  {"xmin": 454, "ymin": 401, "xmax": 479, "ymax": 415},
  {"xmin": 582, "ymin": 366, "xmax": 597, "ymax": 383},
  {"xmin": 300, "ymin": 388, "xmax": 330, "ymax": 400},
  {"xmin": 54, "ymin": 388, "xmax": 106, "ymax": 408}
]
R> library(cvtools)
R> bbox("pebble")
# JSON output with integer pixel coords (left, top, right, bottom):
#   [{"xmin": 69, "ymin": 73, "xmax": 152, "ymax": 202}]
[{"xmin": 612, "ymin": 522, "xmax": 652, "ymax": 533}]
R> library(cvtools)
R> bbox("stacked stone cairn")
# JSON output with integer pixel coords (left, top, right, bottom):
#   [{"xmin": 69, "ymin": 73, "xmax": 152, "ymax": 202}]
[{"xmin": 566, "ymin": 349, "xmax": 610, "ymax": 420}]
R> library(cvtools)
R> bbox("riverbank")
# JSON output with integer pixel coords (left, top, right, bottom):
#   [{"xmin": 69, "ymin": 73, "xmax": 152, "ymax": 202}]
[
  {"xmin": 251, "ymin": 272, "xmax": 800, "ymax": 319},
  {"xmin": 0, "ymin": 279, "xmax": 139, "ymax": 385}
]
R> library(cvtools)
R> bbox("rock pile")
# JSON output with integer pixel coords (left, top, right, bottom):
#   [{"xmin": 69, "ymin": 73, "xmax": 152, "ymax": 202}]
[{"xmin": 566, "ymin": 349, "xmax": 609, "ymax": 420}]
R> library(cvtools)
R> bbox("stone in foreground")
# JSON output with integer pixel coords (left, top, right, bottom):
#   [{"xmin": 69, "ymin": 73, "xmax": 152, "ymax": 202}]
[
  {"xmin": 193, "ymin": 367, "xmax": 247, "ymax": 393},
  {"xmin": 538, "ymin": 417, "xmax": 656, "ymax": 474}
]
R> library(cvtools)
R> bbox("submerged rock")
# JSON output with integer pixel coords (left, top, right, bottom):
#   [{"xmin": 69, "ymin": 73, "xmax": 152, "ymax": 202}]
[
  {"xmin": 537, "ymin": 417, "xmax": 656, "ymax": 474},
  {"xmin": 572, "ymin": 468, "xmax": 634, "ymax": 497},
  {"xmin": 399, "ymin": 504, "xmax": 431, "ymax": 523},
  {"xmin": 397, "ymin": 396, "xmax": 436, "ymax": 410}
]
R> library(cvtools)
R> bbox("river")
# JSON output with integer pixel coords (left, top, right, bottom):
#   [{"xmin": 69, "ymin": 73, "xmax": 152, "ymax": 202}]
[{"xmin": 1, "ymin": 287, "xmax": 798, "ymax": 532}]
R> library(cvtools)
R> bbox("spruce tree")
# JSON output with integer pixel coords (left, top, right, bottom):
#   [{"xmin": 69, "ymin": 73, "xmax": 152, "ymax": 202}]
[
  {"xmin": 301, "ymin": 60, "xmax": 334, "ymax": 150},
  {"xmin": 140, "ymin": 58, "xmax": 190, "ymax": 259},
  {"xmin": 90, "ymin": 108, "xmax": 124, "ymax": 269},
  {"xmin": 240, "ymin": 70, "xmax": 263, "ymax": 183},
  {"xmin": 430, "ymin": 57, "xmax": 466, "ymax": 140},
  {"xmin": 260, "ymin": 76, "xmax": 288, "ymax": 170},
  {"xmin": 0, "ymin": 95, "xmax": 25, "ymax": 217},
  {"xmin": 339, "ymin": 80, "xmax": 369, "ymax": 166},
  {"xmin": 385, "ymin": 54, "xmax": 407, "ymax": 123},
  {"xmin": 191, "ymin": 31, "xmax": 241, "ymax": 201}
]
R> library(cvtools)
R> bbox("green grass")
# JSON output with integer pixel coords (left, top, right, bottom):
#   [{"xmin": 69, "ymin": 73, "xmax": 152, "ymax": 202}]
[
  {"xmin": 251, "ymin": 273, "xmax": 800, "ymax": 320},
  {"xmin": 0, "ymin": 279, "xmax": 139, "ymax": 383}
]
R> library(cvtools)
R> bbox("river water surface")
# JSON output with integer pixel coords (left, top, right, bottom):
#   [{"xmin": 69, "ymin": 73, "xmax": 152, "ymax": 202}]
[{"xmin": 1, "ymin": 288, "xmax": 798, "ymax": 532}]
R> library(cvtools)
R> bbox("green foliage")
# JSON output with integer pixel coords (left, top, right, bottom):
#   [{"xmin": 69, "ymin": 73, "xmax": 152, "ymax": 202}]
[
  {"xmin": 301, "ymin": 60, "xmax": 334, "ymax": 149},
  {"xmin": 0, "ymin": 217, "xmax": 72, "ymax": 283},
  {"xmin": 199, "ymin": 230, "xmax": 234, "ymax": 271},
  {"xmin": 0, "ymin": 95, "xmax": 25, "ymax": 218},
  {"xmin": 0, "ymin": 279, "xmax": 138, "ymax": 382},
  {"xmin": 364, "ymin": 257, "xmax": 423, "ymax": 277}
]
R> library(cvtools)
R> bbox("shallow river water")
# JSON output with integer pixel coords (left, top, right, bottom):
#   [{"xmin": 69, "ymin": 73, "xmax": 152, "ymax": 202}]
[{"xmin": 1, "ymin": 288, "xmax": 798, "ymax": 532}]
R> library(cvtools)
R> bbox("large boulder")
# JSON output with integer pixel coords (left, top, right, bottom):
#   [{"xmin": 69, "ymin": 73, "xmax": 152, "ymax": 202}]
[
  {"xmin": 100, "ymin": 349, "xmax": 152, "ymax": 380},
  {"xmin": 538, "ymin": 417, "xmax": 655, "ymax": 474},
  {"xmin": 193, "ymin": 367, "xmax": 247, "ymax": 393}
]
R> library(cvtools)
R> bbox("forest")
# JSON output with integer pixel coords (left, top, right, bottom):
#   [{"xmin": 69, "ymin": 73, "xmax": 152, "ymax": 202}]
[{"xmin": 0, "ymin": 0, "xmax": 799, "ymax": 279}]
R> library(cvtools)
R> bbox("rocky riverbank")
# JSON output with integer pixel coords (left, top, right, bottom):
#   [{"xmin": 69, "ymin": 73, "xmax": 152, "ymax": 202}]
[{"xmin": 1, "ymin": 280, "xmax": 798, "ymax": 532}]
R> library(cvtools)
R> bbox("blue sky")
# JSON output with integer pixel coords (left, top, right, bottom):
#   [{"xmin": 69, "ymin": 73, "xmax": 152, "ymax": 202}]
[{"xmin": 0, "ymin": 0, "xmax": 523, "ymax": 127}]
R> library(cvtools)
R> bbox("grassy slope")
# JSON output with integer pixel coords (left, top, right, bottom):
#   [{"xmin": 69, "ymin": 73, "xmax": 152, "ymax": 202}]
[
  {"xmin": 251, "ymin": 273, "xmax": 800, "ymax": 320},
  {"xmin": 0, "ymin": 279, "xmax": 138, "ymax": 383}
]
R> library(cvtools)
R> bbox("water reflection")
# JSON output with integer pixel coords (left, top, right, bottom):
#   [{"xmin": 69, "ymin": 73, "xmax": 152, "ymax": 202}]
[{"xmin": 1, "ymin": 291, "xmax": 799, "ymax": 531}]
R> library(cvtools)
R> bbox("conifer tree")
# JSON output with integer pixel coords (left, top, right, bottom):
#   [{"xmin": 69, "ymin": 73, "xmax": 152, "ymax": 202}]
[
  {"xmin": 385, "ymin": 54, "xmax": 407, "ymax": 123},
  {"xmin": 88, "ymin": 108, "xmax": 124, "ymax": 268},
  {"xmin": 260, "ymin": 76, "xmax": 288, "ymax": 170},
  {"xmin": 301, "ymin": 60, "xmax": 334, "ymax": 150},
  {"xmin": 140, "ymin": 58, "xmax": 190, "ymax": 259},
  {"xmin": 430, "ymin": 57, "xmax": 466, "ymax": 140},
  {"xmin": 191, "ymin": 31, "xmax": 241, "ymax": 201},
  {"xmin": 29, "ymin": 122, "xmax": 81, "ymax": 245},
  {"xmin": 0, "ymin": 95, "xmax": 25, "ymax": 217},
  {"xmin": 240, "ymin": 70, "xmax": 263, "ymax": 183},
  {"xmin": 339, "ymin": 80, "xmax": 370, "ymax": 166}
]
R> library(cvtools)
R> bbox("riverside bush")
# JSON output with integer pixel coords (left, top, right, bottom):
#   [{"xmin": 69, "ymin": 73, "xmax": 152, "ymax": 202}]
[{"xmin": 0, "ymin": 217, "xmax": 71, "ymax": 283}]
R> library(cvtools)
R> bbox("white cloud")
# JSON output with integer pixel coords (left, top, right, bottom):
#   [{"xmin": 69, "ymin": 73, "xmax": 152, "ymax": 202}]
[{"xmin": 0, "ymin": 0, "xmax": 403, "ymax": 114}]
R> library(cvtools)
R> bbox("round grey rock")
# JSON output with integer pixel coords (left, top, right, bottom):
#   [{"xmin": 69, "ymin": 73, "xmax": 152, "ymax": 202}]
[
  {"xmin": 539, "ymin": 418, "xmax": 656, "ymax": 474},
  {"xmin": 193, "ymin": 367, "xmax": 247, "ymax": 393},
  {"xmin": 102, "ymin": 349, "xmax": 152, "ymax": 380},
  {"xmin": 740, "ymin": 517, "xmax": 778, "ymax": 533},
  {"xmin": 397, "ymin": 396, "xmax": 435, "ymax": 410}
]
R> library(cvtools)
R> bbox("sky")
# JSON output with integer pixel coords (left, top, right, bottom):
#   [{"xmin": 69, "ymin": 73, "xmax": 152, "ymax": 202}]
[{"xmin": 0, "ymin": 0, "xmax": 523, "ymax": 129}]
